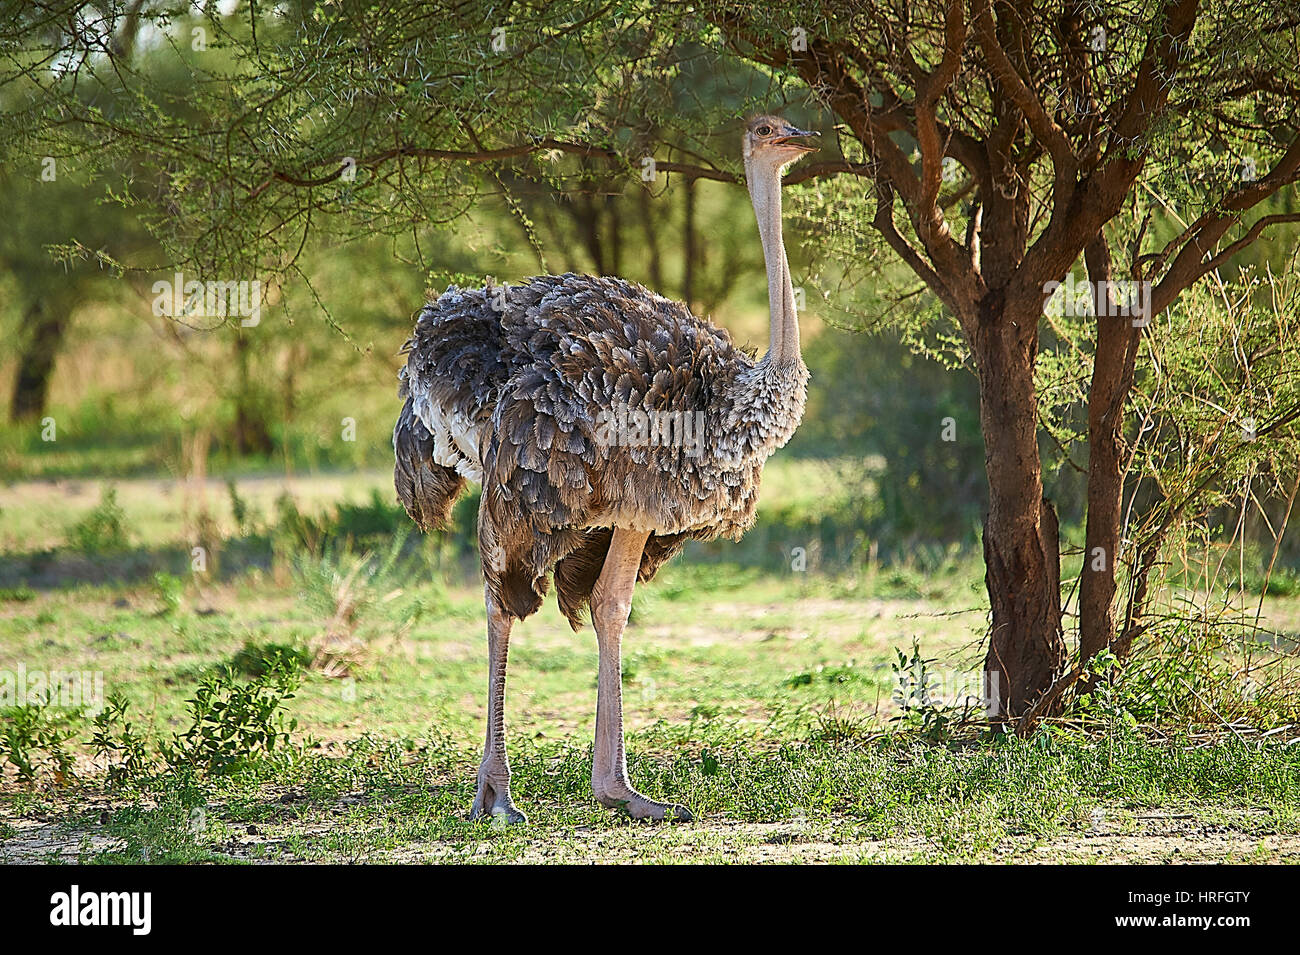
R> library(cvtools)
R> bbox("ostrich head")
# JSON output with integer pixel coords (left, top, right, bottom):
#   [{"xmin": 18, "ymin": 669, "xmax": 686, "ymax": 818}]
[{"xmin": 742, "ymin": 114, "xmax": 818, "ymax": 172}]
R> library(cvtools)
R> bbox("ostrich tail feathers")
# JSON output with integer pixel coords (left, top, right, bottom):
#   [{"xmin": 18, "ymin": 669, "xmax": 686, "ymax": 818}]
[{"xmin": 393, "ymin": 397, "xmax": 466, "ymax": 531}]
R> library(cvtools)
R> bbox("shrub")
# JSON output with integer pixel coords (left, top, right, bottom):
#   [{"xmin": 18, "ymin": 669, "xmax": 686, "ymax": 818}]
[
  {"xmin": 293, "ymin": 529, "xmax": 420, "ymax": 676},
  {"xmin": 159, "ymin": 668, "xmax": 301, "ymax": 776},
  {"xmin": 227, "ymin": 640, "xmax": 311, "ymax": 678},
  {"xmin": 0, "ymin": 701, "xmax": 81, "ymax": 782},
  {"xmin": 65, "ymin": 486, "xmax": 130, "ymax": 554},
  {"xmin": 90, "ymin": 693, "xmax": 152, "ymax": 788},
  {"xmin": 151, "ymin": 572, "xmax": 185, "ymax": 617}
]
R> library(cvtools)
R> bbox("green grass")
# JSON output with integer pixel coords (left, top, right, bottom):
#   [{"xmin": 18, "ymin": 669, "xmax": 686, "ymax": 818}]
[
  {"xmin": 2, "ymin": 550, "xmax": 1299, "ymax": 863},
  {"xmin": 7, "ymin": 724, "xmax": 1299, "ymax": 864},
  {"xmin": 0, "ymin": 554, "xmax": 983, "ymax": 746},
  {"xmin": 2, "ymin": 470, "xmax": 1299, "ymax": 863}
]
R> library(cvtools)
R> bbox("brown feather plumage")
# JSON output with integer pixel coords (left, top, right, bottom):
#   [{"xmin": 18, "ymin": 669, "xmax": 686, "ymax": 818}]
[{"xmin": 393, "ymin": 272, "xmax": 807, "ymax": 628}]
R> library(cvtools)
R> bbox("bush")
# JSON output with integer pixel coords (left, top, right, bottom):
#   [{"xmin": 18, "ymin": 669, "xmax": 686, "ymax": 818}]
[
  {"xmin": 90, "ymin": 693, "xmax": 151, "ymax": 788},
  {"xmin": 293, "ymin": 529, "xmax": 428, "ymax": 676},
  {"xmin": 273, "ymin": 489, "xmax": 409, "ymax": 551},
  {"xmin": 151, "ymin": 572, "xmax": 185, "ymax": 617},
  {"xmin": 65, "ymin": 486, "xmax": 130, "ymax": 554},
  {"xmin": 91, "ymin": 672, "xmax": 306, "ymax": 786},
  {"xmin": 0, "ymin": 701, "xmax": 81, "ymax": 782},
  {"xmin": 1078, "ymin": 618, "xmax": 1300, "ymax": 728},
  {"xmin": 227, "ymin": 640, "xmax": 311, "ymax": 678},
  {"xmin": 1233, "ymin": 565, "xmax": 1300, "ymax": 598},
  {"xmin": 159, "ymin": 668, "xmax": 301, "ymax": 776}
]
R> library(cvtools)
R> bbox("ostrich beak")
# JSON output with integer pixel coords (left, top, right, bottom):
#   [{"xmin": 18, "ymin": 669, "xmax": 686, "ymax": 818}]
[{"xmin": 774, "ymin": 127, "xmax": 819, "ymax": 153}]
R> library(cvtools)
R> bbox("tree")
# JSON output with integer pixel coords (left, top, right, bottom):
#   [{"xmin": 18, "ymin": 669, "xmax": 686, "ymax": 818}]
[
  {"xmin": 5, "ymin": 0, "xmax": 1299, "ymax": 717},
  {"xmin": 719, "ymin": 0, "xmax": 1300, "ymax": 717},
  {"xmin": 0, "ymin": 0, "xmax": 151, "ymax": 423}
]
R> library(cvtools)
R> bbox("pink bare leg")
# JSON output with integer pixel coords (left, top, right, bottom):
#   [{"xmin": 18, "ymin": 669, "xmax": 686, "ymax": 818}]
[
  {"xmin": 590, "ymin": 528, "xmax": 692, "ymax": 822},
  {"xmin": 469, "ymin": 589, "xmax": 526, "ymax": 823}
]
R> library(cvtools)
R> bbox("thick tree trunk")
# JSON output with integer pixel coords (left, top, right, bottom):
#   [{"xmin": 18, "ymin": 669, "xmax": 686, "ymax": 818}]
[
  {"xmin": 637, "ymin": 187, "xmax": 663, "ymax": 290},
  {"xmin": 577, "ymin": 195, "xmax": 605, "ymax": 274},
  {"xmin": 9, "ymin": 300, "xmax": 67, "ymax": 424},
  {"xmin": 975, "ymin": 297, "xmax": 1065, "ymax": 718},
  {"xmin": 231, "ymin": 331, "xmax": 273, "ymax": 456},
  {"xmin": 1079, "ymin": 239, "xmax": 1142, "ymax": 670}
]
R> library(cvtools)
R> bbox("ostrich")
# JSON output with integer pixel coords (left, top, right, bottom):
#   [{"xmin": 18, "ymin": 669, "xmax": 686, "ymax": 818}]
[{"xmin": 393, "ymin": 115, "xmax": 816, "ymax": 822}]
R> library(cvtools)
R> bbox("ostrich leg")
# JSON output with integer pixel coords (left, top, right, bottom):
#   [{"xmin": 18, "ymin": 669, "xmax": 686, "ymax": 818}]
[
  {"xmin": 590, "ymin": 527, "xmax": 693, "ymax": 822},
  {"xmin": 469, "ymin": 589, "xmax": 526, "ymax": 823}
]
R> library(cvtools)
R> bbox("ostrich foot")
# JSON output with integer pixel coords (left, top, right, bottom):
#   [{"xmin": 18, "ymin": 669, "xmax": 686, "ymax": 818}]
[
  {"xmin": 594, "ymin": 781, "xmax": 693, "ymax": 822},
  {"xmin": 469, "ymin": 777, "xmax": 527, "ymax": 824}
]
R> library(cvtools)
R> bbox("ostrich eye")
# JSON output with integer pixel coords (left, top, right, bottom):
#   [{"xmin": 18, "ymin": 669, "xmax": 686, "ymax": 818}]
[{"xmin": 756, "ymin": 125, "xmax": 772, "ymax": 137}]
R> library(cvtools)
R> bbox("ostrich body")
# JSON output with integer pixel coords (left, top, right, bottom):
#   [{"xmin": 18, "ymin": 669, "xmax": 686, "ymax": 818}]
[{"xmin": 393, "ymin": 116, "xmax": 815, "ymax": 821}]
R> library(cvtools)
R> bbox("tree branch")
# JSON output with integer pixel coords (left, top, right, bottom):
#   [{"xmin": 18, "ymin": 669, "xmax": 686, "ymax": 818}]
[{"xmin": 248, "ymin": 140, "xmax": 875, "ymax": 198}]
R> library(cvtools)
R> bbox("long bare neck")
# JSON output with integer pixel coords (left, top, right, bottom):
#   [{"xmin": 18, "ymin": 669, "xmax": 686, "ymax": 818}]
[{"xmin": 746, "ymin": 159, "xmax": 800, "ymax": 366}]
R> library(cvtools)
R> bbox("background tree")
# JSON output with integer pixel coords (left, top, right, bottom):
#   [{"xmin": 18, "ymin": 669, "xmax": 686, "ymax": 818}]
[{"xmin": 0, "ymin": 0, "xmax": 153, "ymax": 423}]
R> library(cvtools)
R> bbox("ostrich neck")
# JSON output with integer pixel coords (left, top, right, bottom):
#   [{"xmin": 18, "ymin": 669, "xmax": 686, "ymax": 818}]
[
  {"xmin": 746, "ymin": 159, "xmax": 801, "ymax": 366},
  {"xmin": 709, "ymin": 156, "xmax": 809, "ymax": 468}
]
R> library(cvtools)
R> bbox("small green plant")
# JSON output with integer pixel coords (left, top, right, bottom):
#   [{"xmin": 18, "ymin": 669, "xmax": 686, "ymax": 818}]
[
  {"xmin": 892, "ymin": 639, "xmax": 937, "ymax": 712},
  {"xmin": 90, "ymin": 692, "xmax": 152, "ymax": 787},
  {"xmin": 65, "ymin": 486, "xmax": 130, "ymax": 554},
  {"xmin": 294, "ymin": 529, "xmax": 416, "ymax": 676},
  {"xmin": 159, "ymin": 668, "xmax": 301, "ymax": 776},
  {"xmin": 226, "ymin": 479, "xmax": 259, "ymax": 536},
  {"xmin": 0, "ymin": 586, "xmax": 36, "ymax": 602},
  {"xmin": 0, "ymin": 700, "xmax": 81, "ymax": 782},
  {"xmin": 890, "ymin": 638, "xmax": 971, "ymax": 741},
  {"xmin": 1072, "ymin": 649, "xmax": 1139, "ymax": 730},
  {"xmin": 151, "ymin": 572, "xmax": 184, "ymax": 617},
  {"xmin": 227, "ymin": 640, "xmax": 311, "ymax": 678}
]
